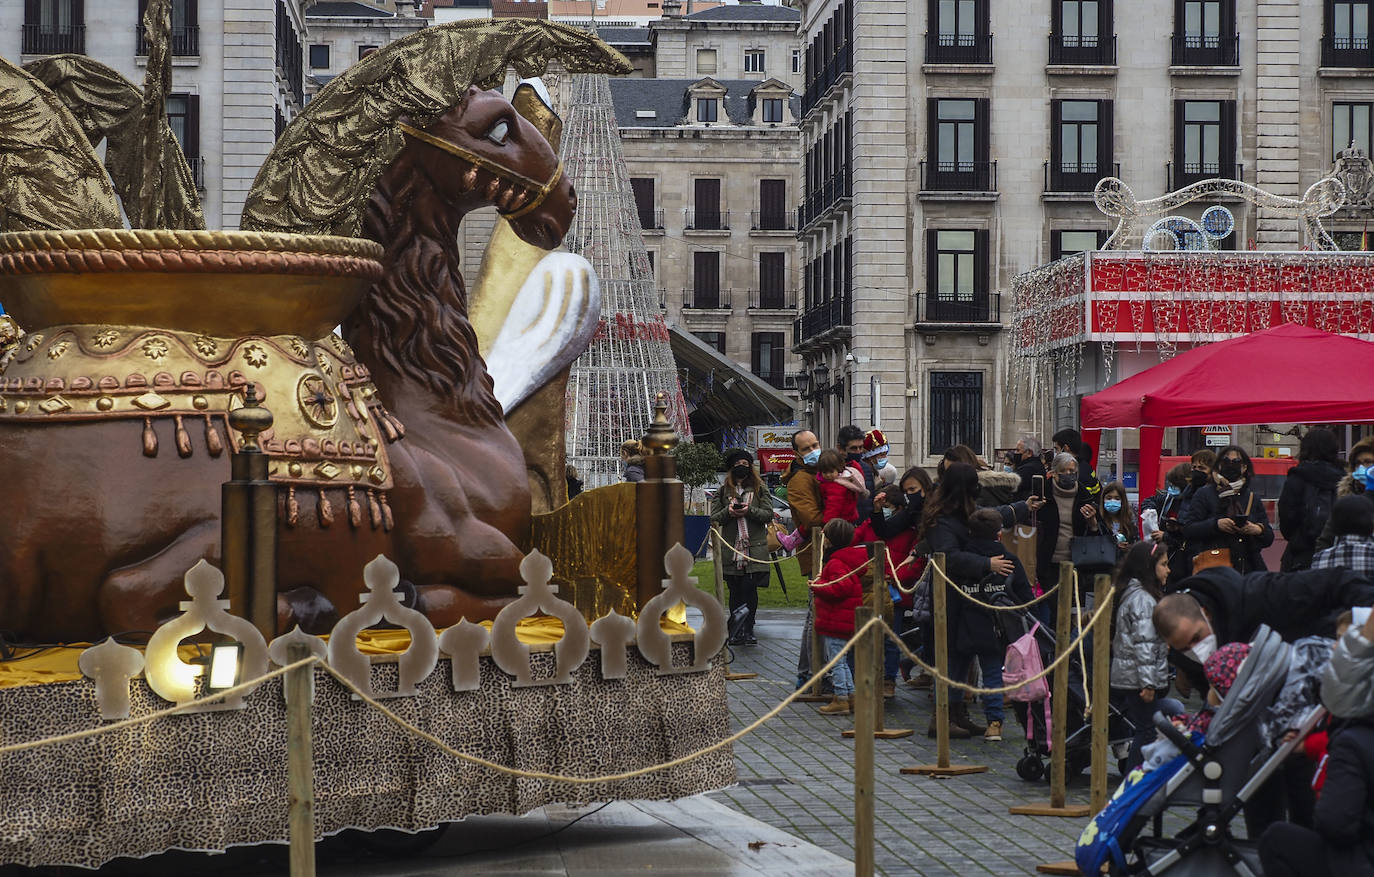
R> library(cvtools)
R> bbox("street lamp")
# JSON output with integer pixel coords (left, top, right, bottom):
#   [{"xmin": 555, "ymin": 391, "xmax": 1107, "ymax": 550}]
[
  {"xmin": 813, "ymin": 362, "xmax": 830, "ymax": 386},
  {"xmin": 795, "ymin": 369, "xmax": 811, "ymax": 398}
]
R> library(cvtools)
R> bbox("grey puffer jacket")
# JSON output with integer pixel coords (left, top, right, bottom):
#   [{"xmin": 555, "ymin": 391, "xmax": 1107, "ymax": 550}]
[
  {"xmin": 1324, "ymin": 625, "xmax": 1374, "ymax": 719},
  {"xmin": 1110, "ymin": 579, "xmax": 1169, "ymax": 690}
]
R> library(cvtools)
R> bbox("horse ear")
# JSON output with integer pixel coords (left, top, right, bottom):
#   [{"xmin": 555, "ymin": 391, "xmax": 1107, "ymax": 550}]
[{"xmin": 511, "ymin": 79, "xmax": 563, "ymax": 152}]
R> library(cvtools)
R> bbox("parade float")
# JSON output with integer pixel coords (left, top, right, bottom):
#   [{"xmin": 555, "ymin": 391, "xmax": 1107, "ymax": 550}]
[{"xmin": 0, "ymin": 8, "xmax": 730, "ymax": 869}]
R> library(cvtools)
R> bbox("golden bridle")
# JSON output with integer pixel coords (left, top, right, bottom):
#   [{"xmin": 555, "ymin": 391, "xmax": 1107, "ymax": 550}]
[{"xmin": 397, "ymin": 121, "xmax": 565, "ymax": 221}]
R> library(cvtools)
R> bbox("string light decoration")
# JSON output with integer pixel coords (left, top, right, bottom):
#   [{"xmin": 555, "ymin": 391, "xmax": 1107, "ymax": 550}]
[{"xmin": 1011, "ymin": 174, "xmax": 1368, "ymax": 400}]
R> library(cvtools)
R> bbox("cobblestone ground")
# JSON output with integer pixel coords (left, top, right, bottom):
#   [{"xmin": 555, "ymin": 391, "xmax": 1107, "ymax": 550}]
[{"xmin": 706, "ymin": 608, "xmax": 1096, "ymax": 877}]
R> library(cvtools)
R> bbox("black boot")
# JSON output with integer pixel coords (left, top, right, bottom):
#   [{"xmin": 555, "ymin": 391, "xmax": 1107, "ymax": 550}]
[{"xmin": 952, "ymin": 701, "xmax": 986, "ymax": 736}]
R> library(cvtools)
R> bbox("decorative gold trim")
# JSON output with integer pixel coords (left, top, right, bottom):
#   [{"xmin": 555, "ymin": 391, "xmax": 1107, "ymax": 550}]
[
  {"xmin": 397, "ymin": 121, "xmax": 565, "ymax": 220},
  {"xmin": 0, "ymin": 228, "xmax": 383, "ymax": 260}
]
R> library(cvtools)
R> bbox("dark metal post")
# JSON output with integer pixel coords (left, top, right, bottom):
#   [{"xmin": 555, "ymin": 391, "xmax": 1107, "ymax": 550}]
[
  {"xmin": 635, "ymin": 392, "xmax": 684, "ymax": 611},
  {"xmin": 223, "ymin": 385, "xmax": 278, "ymax": 638}
]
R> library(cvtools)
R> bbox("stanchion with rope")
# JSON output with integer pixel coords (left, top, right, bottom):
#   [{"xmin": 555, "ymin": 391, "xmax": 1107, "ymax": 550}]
[
  {"xmin": 852, "ymin": 606, "xmax": 877, "ymax": 877},
  {"xmin": 1090, "ymin": 571, "xmax": 1112, "ymax": 813},
  {"xmin": 712, "ymin": 530, "xmax": 758, "ymax": 682},
  {"xmin": 844, "ymin": 541, "xmax": 912, "ymax": 740},
  {"xmin": 902, "ymin": 552, "xmax": 987, "ymax": 777},
  {"xmin": 1011, "ymin": 561, "xmax": 1092, "ymax": 819},
  {"xmin": 796, "ymin": 526, "xmax": 830, "ymax": 703}
]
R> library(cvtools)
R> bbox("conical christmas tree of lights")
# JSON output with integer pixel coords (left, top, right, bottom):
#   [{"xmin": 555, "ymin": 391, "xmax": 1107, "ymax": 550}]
[{"xmin": 560, "ymin": 72, "xmax": 691, "ymax": 488}]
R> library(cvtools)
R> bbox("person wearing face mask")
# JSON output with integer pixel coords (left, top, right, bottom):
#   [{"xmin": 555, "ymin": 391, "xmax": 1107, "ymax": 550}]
[
  {"xmin": 1011, "ymin": 435, "xmax": 1047, "ymax": 503},
  {"xmin": 838, "ymin": 424, "xmax": 877, "ymax": 520},
  {"xmin": 1279, "ymin": 427, "xmax": 1345, "ymax": 572},
  {"xmin": 940, "ymin": 443, "xmax": 1023, "ymax": 509},
  {"xmin": 1033, "ymin": 452, "xmax": 1101, "ymax": 617},
  {"xmin": 1098, "ymin": 481, "xmax": 1138, "ymax": 554},
  {"xmin": 1181, "ymin": 445, "xmax": 1274, "ymax": 574},
  {"xmin": 1141, "ymin": 463, "xmax": 1193, "ymax": 584},
  {"xmin": 1314, "ymin": 436, "xmax": 1374, "ymax": 553},
  {"xmin": 785, "ymin": 429, "xmax": 825, "ymax": 689},
  {"xmin": 863, "ymin": 471, "xmax": 934, "ymax": 693},
  {"xmin": 862, "ymin": 428, "xmax": 899, "ymax": 487},
  {"xmin": 711, "ymin": 450, "xmax": 775, "ymax": 646}
]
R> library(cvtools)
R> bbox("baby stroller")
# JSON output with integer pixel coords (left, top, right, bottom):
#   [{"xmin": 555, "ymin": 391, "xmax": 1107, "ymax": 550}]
[
  {"xmin": 1079, "ymin": 625, "xmax": 1326, "ymax": 876},
  {"xmin": 996, "ymin": 601, "xmax": 1137, "ymax": 782}
]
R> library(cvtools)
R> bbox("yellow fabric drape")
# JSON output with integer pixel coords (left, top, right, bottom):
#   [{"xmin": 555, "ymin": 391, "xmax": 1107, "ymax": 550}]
[{"xmin": 0, "ymin": 616, "xmax": 694, "ymax": 690}]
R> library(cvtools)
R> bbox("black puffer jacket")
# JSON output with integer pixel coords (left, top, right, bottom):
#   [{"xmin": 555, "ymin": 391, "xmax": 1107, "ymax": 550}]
[
  {"xmin": 1180, "ymin": 481, "xmax": 1273, "ymax": 573},
  {"xmin": 949, "ymin": 536, "xmax": 1034, "ymax": 656},
  {"xmin": 1313, "ymin": 722, "xmax": 1374, "ymax": 877},
  {"xmin": 1279, "ymin": 460, "xmax": 1345, "ymax": 571},
  {"xmin": 1316, "ymin": 473, "xmax": 1369, "ymax": 553}
]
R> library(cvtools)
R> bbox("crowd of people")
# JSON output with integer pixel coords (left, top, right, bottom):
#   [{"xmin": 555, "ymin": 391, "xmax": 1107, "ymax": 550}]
[{"xmin": 708, "ymin": 422, "xmax": 1374, "ymax": 874}]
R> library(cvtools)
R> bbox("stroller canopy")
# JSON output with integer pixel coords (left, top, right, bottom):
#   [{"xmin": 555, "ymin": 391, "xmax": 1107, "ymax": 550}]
[{"xmin": 1206, "ymin": 626, "xmax": 1290, "ymax": 748}]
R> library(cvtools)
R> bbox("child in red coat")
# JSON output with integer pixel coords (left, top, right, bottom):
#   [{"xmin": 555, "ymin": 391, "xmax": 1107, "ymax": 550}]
[
  {"xmin": 812, "ymin": 518, "xmax": 870, "ymax": 716},
  {"xmin": 816, "ymin": 448, "xmax": 867, "ymax": 524}
]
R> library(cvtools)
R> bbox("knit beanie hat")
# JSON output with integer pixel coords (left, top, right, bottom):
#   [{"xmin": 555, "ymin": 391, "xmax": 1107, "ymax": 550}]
[
  {"xmin": 1204, "ymin": 642, "xmax": 1251, "ymax": 700},
  {"xmin": 723, "ymin": 448, "xmax": 754, "ymax": 471},
  {"xmin": 862, "ymin": 428, "xmax": 889, "ymax": 459}
]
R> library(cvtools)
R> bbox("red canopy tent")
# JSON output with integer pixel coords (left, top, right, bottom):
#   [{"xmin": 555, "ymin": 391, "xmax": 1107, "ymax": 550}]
[{"xmin": 1079, "ymin": 324, "xmax": 1374, "ymax": 503}]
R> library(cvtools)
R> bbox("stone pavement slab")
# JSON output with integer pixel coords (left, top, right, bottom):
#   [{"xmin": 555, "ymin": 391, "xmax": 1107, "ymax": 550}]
[{"xmin": 707, "ymin": 608, "xmax": 1096, "ymax": 877}]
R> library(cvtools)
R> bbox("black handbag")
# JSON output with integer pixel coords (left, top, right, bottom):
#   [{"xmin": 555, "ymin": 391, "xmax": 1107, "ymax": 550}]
[{"xmin": 1070, "ymin": 532, "xmax": 1118, "ymax": 572}]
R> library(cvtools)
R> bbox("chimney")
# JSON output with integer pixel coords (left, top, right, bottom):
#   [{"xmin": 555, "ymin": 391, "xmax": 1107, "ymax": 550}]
[{"xmin": 662, "ymin": 0, "xmax": 682, "ymax": 16}]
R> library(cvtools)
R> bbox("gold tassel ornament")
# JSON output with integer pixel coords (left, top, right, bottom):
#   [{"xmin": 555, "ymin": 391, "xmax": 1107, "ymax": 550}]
[
  {"xmin": 379, "ymin": 492, "xmax": 394, "ymax": 531},
  {"xmin": 286, "ymin": 485, "xmax": 299, "ymax": 527},
  {"xmin": 368, "ymin": 488, "xmax": 382, "ymax": 529},
  {"xmin": 174, "ymin": 415, "xmax": 193, "ymax": 458},
  {"xmin": 204, "ymin": 414, "xmax": 224, "ymax": 457},
  {"xmin": 318, "ymin": 488, "xmax": 334, "ymax": 527},
  {"xmin": 142, "ymin": 418, "xmax": 158, "ymax": 457},
  {"xmin": 347, "ymin": 485, "xmax": 362, "ymax": 529}
]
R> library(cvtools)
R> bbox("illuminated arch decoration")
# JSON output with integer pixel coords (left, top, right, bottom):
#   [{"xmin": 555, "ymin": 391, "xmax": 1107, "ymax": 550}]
[
  {"xmin": 1094, "ymin": 175, "xmax": 1346, "ymax": 251},
  {"xmin": 1142, "ymin": 206, "xmax": 1236, "ymax": 252}
]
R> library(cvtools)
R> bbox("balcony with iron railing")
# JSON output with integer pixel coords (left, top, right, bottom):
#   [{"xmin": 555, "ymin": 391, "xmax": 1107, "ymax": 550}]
[
  {"xmin": 753, "ymin": 368, "xmax": 787, "ymax": 390},
  {"xmin": 137, "ymin": 25, "xmax": 199, "ymax": 56},
  {"xmin": 21, "ymin": 24, "xmax": 84, "ymax": 55},
  {"xmin": 1048, "ymin": 33, "xmax": 1117, "ymax": 66},
  {"xmin": 919, "ymin": 159, "xmax": 997, "ymax": 194},
  {"xmin": 1044, "ymin": 160, "xmax": 1120, "ymax": 194},
  {"xmin": 916, "ymin": 292, "xmax": 1001, "ymax": 326},
  {"xmin": 1170, "ymin": 32, "xmax": 1239, "ymax": 67},
  {"xmin": 1167, "ymin": 160, "xmax": 1243, "ymax": 190},
  {"xmin": 747, "ymin": 288, "xmax": 797, "ymax": 311},
  {"xmin": 188, "ymin": 156, "xmax": 205, "ymax": 191},
  {"xmin": 801, "ymin": 40, "xmax": 852, "ymax": 117},
  {"xmin": 792, "ymin": 294, "xmax": 852, "ymax": 346},
  {"xmin": 681, "ymin": 287, "xmax": 735, "ymax": 311},
  {"xmin": 637, "ymin": 207, "xmax": 664, "ymax": 233},
  {"xmin": 924, "ymin": 31, "xmax": 993, "ymax": 65},
  {"xmin": 799, "ymin": 169, "xmax": 851, "ymax": 229},
  {"xmin": 683, "ymin": 208, "xmax": 730, "ymax": 232},
  {"xmin": 1322, "ymin": 33, "xmax": 1374, "ymax": 67},
  {"xmin": 750, "ymin": 210, "xmax": 795, "ymax": 232}
]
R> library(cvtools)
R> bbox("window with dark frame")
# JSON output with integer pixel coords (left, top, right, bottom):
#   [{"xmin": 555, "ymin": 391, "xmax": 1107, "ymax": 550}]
[
  {"xmin": 697, "ymin": 97, "xmax": 718, "ymax": 123},
  {"xmin": 758, "ymin": 252, "xmax": 786, "ymax": 309},
  {"xmin": 759, "ymin": 178, "xmax": 787, "ymax": 229},
  {"xmin": 1052, "ymin": 0, "xmax": 1114, "ymax": 64},
  {"xmin": 137, "ymin": 0, "xmax": 197, "ymax": 55},
  {"xmin": 1325, "ymin": 1, "xmax": 1374, "ymax": 65},
  {"xmin": 751, "ymin": 332, "xmax": 786, "ymax": 389},
  {"xmin": 1334, "ymin": 101, "xmax": 1373, "ymax": 158},
  {"xmin": 692, "ymin": 251, "xmax": 721, "ymax": 309},
  {"xmin": 695, "ymin": 332, "xmax": 727, "ymax": 355},
  {"xmin": 24, "ymin": 0, "xmax": 85, "ymax": 54},
  {"xmin": 1174, "ymin": 99, "xmax": 1236, "ymax": 185},
  {"xmin": 1051, "ymin": 230, "xmax": 1108, "ymax": 261},
  {"xmin": 693, "ymin": 178, "xmax": 722, "ymax": 229},
  {"xmin": 762, "ymin": 97, "xmax": 784, "ymax": 123},
  {"xmin": 929, "ymin": 372, "xmax": 984, "ymax": 457},
  {"xmin": 165, "ymin": 93, "xmax": 200, "ymax": 184},
  {"xmin": 309, "ymin": 43, "xmax": 329, "ymax": 68},
  {"xmin": 630, "ymin": 177, "xmax": 657, "ymax": 230},
  {"xmin": 925, "ymin": 229, "xmax": 989, "ymax": 322},
  {"xmin": 926, "ymin": 98, "xmax": 990, "ymax": 191},
  {"xmin": 926, "ymin": 0, "xmax": 991, "ymax": 63},
  {"xmin": 357, "ymin": 45, "xmax": 378, "ymax": 60},
  {"xmin": 1059, "ymin": 0, "xmax": 1100, "ymax": 48},
  {"xmin": 1174, "ymin": 0, "xmax": 1237, "ymax": 65},
  {"xmin": 744, "ymin": 49, "xmax": 766, "ymax": 73},
  {"xmin": 792, "ymin": 48, "xmax": 801, "ymax": 73},
  {"xmin": 1051, "ymin": 99, "xmax": 1112, "ymax": 191}
]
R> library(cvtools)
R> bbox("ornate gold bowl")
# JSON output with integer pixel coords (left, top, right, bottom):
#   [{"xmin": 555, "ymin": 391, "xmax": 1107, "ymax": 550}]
[{"xmin": 0, "ymin": 229, "xmax": 384, "ymax": 340}]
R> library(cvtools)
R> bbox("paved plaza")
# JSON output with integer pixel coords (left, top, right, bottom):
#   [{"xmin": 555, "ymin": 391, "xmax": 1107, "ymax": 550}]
[{"xmin": 708, "ymin": 607, "xmax": 1093, "ymax": 877}]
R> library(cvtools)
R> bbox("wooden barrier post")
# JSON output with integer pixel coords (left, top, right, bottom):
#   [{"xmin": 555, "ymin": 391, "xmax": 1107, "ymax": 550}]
[
  {"xmin": 286, "ymin": 643, "xmax": 316, "ymax": 876},
  {"xmin": 796, "ymin": 526, "xmax": 830, "ymax": 703},
  {"xmin": 1011, "ymin": 561, "xmax": 1090, "ymax": 818},
  {"xmin": 1090, "ymin": 572, "xmax": 1112, "ymax": 813},
  {"xmin": 844, "ymin": 542, "xmax": 912, "ymax": 740},
  {"xmin": 852, "ymin": 606, "xmax": 877, "ymax": 877},
  {"xmin": 903, "ymin": 553, "xmax": 986, "ymax": 777},
  {"xmin": 716, "ymin": 530, "xmax": 758, "ymax": 682}
]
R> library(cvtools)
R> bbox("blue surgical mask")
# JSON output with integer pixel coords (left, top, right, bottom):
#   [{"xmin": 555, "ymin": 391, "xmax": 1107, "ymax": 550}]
[
  {"xmin": 802, "ymin": 448, "xmax": 821, "ymax": 467},
  {"xmin": 1165, "ymin": 485, "xmax": 1181, "ymax": 496},
  {"xmin": 1104, "ymin": 499, "xmax": 1123, "ymax": 514},
  {"xmin": 1355, "ymin": 465, "xmax": 1370, "ymax": 480},
  {"xmin": 882, "ymin": 507, "xmax": 895, "ymax": 519}
]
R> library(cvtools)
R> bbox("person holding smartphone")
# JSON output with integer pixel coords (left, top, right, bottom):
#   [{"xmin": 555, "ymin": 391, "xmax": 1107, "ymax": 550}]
[
  {"xmin": 1181, "ymin": 445, "xmax": 1274, "ymax": 574},
  {"xmin": 711, "ymin": 449, "xmax": 775, "ymax": 645}
]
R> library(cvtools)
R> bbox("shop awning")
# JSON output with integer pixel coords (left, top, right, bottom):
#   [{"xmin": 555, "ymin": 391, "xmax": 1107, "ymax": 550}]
[{"xmin": 668, "ymin": 324, "xmax": 795, "ymax": 440}]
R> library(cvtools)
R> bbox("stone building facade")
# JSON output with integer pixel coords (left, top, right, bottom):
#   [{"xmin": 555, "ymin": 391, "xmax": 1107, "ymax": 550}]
[
  {"xmin": 305, "ymin": 1, "xmax": 426, "ymax": 88},
  {"xmin": 609, "ymin": 3, "xmax": 804, "ymax": 398},
  {"xmin": 796, "ymin": 0, "xmax": 1374, "ymax": 469},
  {"xmin": 0, "ymin": 0, "xmax": 309, "ymax": 231}
]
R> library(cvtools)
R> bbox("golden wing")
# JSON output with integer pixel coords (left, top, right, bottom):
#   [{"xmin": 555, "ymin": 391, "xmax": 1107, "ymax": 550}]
[
  {"xmin": 0, "ymin": 56, "xmax": 122, "ymax": 232},
  {"xmin": 241, "ymin": 19, "xmax": 630, "ymax": 237},
  {"xmin": 23, "ymin": 55, "xmax": 205, "ymax": 231}
]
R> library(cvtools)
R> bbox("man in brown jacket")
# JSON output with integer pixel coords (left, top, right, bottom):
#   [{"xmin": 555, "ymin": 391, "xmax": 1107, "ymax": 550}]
[{"xmin": 786, "ymin": 429, "xmax": 824, "ymax": 688}]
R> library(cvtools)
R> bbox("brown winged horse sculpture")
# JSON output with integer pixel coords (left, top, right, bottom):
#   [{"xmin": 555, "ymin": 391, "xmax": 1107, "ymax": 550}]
[{"xmin": 0, "ymin": 21, "xmax": 628, "ymax": 642}]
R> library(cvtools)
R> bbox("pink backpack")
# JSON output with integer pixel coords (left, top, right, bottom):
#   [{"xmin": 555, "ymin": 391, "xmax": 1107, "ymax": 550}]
[{"xmin": 1003, "ymin": 622, "xmax": 1049, "ymax": 703}]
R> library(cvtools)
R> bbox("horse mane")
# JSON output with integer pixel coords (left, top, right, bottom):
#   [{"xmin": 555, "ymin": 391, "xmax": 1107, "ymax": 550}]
[{"xmin": 349, "ymin": 146, "xmax": 504, "ymax": 429}]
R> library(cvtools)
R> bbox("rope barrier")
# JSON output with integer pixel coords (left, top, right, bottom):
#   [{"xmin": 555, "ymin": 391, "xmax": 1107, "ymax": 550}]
[
  {"xmin": 0, "ymin": 656, "xmax": 319, "ymax": 757},
  {"xmin": 880, "ymin": 585, "xmax": 1117, "ymax": 696},
  {"xmin": 922, "ymin": 558, "xmax": 1064, "ymax": 610},
  {"xmin": 1073, "ymin": 571, "xmax": 1092, "ymax": 715},
  {"xmin": 710, "ymin": 527, "xmax": 797, "ymax": 567}
]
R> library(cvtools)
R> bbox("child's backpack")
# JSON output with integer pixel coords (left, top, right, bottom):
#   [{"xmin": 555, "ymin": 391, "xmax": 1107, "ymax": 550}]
[{"xmin": 1003, "ymin": 622, "xmax": 1049, "ymax": 704}]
